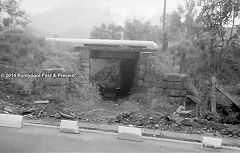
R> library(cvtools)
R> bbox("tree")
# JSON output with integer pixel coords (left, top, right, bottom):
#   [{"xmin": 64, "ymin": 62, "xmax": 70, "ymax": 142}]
[
  {"xmin": 124, "ymin": 19, "xmax": 162, "ymax": 43},
  {"xmin": 0, "ymin": 28, "xmax": 46, "ymax": 73},
  {"xmin": 0, "ymin": 0, "xmax": 28, "ymax": 30},
  {"xmin": 124, "ymin": 19, "xmax": 151, "ymax": 40},
  {"xmin": 195, "ymin": 0, "xmax": 240, "ymax": 82},
  {"xmin": 90, "ymin": 20, "xmax": 162, "ymax": 44},
  {"xmin": 165, "ymin": 0, "xmax": 199, "ymax": 41},
  {"xmin": 90, "ymin": 23, "xmax": 123, "ymax": 40}
]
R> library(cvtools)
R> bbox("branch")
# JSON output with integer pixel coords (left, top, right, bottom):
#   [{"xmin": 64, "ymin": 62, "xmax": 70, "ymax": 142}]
[{"xmin": 226, "ymin": 1, "xmax": 236, "ymax": 49}]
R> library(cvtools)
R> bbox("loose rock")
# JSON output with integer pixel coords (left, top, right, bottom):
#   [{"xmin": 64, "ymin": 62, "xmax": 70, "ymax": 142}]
[
  {"xmin": 54, "ymin": 113, "xmax": 61, "ymax": 119},
  {"xmin": 60, "ymin": 113, "xmax": 74, "ymax": 119}
]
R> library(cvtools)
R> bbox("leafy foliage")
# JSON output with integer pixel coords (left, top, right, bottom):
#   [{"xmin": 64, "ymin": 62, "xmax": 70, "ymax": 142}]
[
  {"xmin": 90, "ymin": 19, "xmax": 162, "ymax": 44},
  {"xmin": 0, "ymin": 28, "xmax": 46, "ymax": 73},
  {"xmin": 124, "ymin": 19, "xmax": 162, "ymax": 43},
  {"xmin": 46, "ymin": 42, "xmax": 101, "ymax": 105},
  {"xmin": 164, "ymin": 0, "xmax": 240, "ymax": 84},
  {"xmin": 0, "ymin": 0, "xmax": 28, "ymax": 30},
  {"xmin": 90, "ymin": 23, "xmax": 123, "ymax": 40}
]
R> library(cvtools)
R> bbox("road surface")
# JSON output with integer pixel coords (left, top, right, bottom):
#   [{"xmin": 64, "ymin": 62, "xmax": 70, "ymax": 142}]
[{"xmin": 0, "ymin": 124, "xmax": 239, "ymax": 153}]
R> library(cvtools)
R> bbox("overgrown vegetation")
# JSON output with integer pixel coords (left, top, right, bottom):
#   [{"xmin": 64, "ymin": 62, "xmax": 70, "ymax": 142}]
[
  {"xmin": 0, "ymin": 0, "xmax": 240, "ymax": 135},
  {"xmin": 89, "ymin": 0, "xmax": 240, "ymax": 120},
  {"xmin": 0, "ymin": 0, "xmax": 29, "ymax": 30},
  {"xmin": 46, "ymin": 42, "xmax": 101, "ymax": 105},
  {"xmin": 0, "ymin": 28, "xmax": 47, "ymax": 95}
]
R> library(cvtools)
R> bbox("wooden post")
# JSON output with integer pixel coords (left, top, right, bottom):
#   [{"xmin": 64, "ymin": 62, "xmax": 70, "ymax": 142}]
[
  {"xmin": 211, "ymin": 76, "xmax": 217, "ymax": 114},
  {"xmin": 162, "ymin": 0, "xmax": 168, "ymax": 52}
]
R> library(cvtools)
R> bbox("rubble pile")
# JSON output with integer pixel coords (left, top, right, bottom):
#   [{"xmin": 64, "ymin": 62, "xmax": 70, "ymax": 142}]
[
  {"xmin": 108, "ymin": 111, "xmax": 240, "ymax": 138},
  {"xmin": 1, "ymin": 77, "xmax": 240, "ymax": 138}
]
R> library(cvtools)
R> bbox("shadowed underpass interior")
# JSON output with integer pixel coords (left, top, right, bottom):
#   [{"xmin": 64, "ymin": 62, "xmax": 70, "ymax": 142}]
[
  {"xmin": 90, "ymin": 50, "xmax": 139, "ymax": 100},
  {"xmin": 119, "ymin": 59, "xmax": 138, "ymax": 98}
]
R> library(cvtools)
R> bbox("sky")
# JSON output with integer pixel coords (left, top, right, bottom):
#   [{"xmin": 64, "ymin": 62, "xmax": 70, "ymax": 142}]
[
  {"xmin": 19, "ymin": 0, "xmax": 190, "ymax": 38},
  {"xmin": 20, "ymin": 0, "xmax": 185, "ymax": 17}
]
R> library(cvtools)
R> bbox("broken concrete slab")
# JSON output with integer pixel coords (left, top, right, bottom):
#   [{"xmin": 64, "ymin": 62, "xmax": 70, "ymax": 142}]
[
  {"xmin": 0, "ymin": 114, "xmax": 23, "ymax": 128},
  {"xmin": 60, "ymin": 113, "xmax": 74, "ymax": 119},
  {"xmin": 60, "ymin": 120, "xmax": 79, "ymax": 134},
  {"xmin": 4, "ymin": 106, "xmax": 13, "ymax": 113},
  {"xmin": 202, "ymin": 136, "xmax": 222, "ymax": 149},
  {"xmin": 33, "ymin": 101, "xmax": 49, "ymax": 104},
  {"xmin": 118, "ymin": 126, "xmax": 143, "ymax": 142}
]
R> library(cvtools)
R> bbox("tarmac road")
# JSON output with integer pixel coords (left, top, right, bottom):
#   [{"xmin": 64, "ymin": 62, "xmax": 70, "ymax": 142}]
[{"xmin": 0, "ymin": 124, "xmax": 239, "ymax": 153}]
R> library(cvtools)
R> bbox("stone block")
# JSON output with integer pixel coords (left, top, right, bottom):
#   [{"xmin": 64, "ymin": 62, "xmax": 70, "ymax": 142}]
[
  {"xmin": 163, "ymin": 81, "xmax": 184, "ymax": 90},
  {"xmin": 168, "ymin": 97, "xmax": 185, "ymax": 105},
  {"xmin": 41, "ymin": 77, "xmax": 69, "ymax": 86},
  {"xmin": 118, "ymin": 126, "xmax": 143, "ymax": 142},
  {"xmin": 42, "ymin": 85, "xmax": 66, "ymax": 99},
  {"xmin": 165, "ymin": 89, "xmax": 187, "ymax": 97},
  {"xmin": 60, "ymin": 120, "xmax": 79, "ymax": 134},
  {"xmin": 163, "ymin": 73, "xmax": 188, "ymax": 82},
  {"xmin": 0, "ymin": 114, "xmax": 23, "ymax": 128}
]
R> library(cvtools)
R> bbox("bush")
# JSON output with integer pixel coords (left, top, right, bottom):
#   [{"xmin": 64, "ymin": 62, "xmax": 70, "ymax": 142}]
[
  {"xmin": 45, "ymin": 42, "xmax": 102, "ymax": 106},
  {"xmin": 0, "ymin": 28, "xmax": 46, "ymax": 73},
  {"xmin": 0, "ymin": 28, "xmax": 47, "ymax": 96}
]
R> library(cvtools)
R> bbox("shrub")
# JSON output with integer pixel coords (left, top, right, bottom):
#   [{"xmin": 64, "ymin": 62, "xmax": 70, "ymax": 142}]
[
  {"xmin": 45, "ymin": 42, "xmax": 102, "ymax": 106},
  {"xmin": 0, "ymin": 28, "xmax": 47, "ymax": 96}
]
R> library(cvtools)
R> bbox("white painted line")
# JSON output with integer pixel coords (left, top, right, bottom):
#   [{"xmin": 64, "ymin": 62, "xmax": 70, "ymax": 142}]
[
  {"xmin": 0, "ymin": 114, "xmax": 23, "ymax": 128},
  {"xmin": 23, "ymin": 123, "xmax": 59, "ymax": 129},
  {"xmin": 143, "ymin": 136, "xmax": 200, "ymax": 145},
  {"xmin": 118, "ymin": 126, "xmax": 143, "ymax": 142},
  {"xmin": 60, "ymin": 120, "xmax": 79, "ymax": 134},
  {"xmin": 202, "ymin": 136, "xmax": 222, "ymax": 149}
]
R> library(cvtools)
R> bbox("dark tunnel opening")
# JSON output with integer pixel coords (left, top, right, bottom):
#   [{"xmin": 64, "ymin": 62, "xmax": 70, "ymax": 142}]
[
  {"xmin": 90, "ymin": 57, "xmax": 138, "ymax": 101},
  {"xmin": 118, "ymin": 59, "xmax": 138, "ymax": 98}
]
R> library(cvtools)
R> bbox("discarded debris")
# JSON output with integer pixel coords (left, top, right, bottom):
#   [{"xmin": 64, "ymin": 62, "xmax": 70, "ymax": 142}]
[
  {"xmin": 60, "ymin": 113, "xmax": 74, "ymax": 120},
  {"xmin": 21, "ymin": 108, "xmax": 35, "ymax": 115},
  {"xmin": 37, "ymin": 106, "xmax": 47, "ymax": 118},
  {"xmin": 54, "ymin": 113, "xmax": 61, "ymax": 119},
  {"xmin": 175, "ymin": 105, "xmax": 185, "ymax": 114},
  {"xmin": 179, "ymin": 110, "xmax": 195, "ymax": 118},
  {"xmin": 33, "ymin": 101, "xmax": 49, "ymax": 104},
  {"xmin": 4, "ymin": 106, "xmax": 13, "ymax": 113}
]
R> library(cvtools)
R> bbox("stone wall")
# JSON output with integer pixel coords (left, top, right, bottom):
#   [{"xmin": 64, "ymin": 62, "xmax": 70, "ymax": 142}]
[
  {"xmin": 34, "ymin": 68, "xmax": 70, "ymax": 101},
  {"xmin": 71, "ymin": 47, "xmax": 188, "ymax": 106},
  {"xmin": 162, "ymin": 73, "xmax": 187, "ymax": 105},
  {"xmin": 75, "ymin": 48, "xmax": 90, "ymax": 79},
  {"xmin": 138, "ymin": 54, "xmax": 188, "ymax": 106}
]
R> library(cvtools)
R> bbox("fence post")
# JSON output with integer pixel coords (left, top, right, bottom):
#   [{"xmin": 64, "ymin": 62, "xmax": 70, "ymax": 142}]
[{"xmin": 211, "ymin": 76, "xmax": 217, "ymax": 114}]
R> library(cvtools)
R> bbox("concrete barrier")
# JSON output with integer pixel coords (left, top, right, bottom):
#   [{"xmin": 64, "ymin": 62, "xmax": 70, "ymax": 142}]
[
  {"xmin": 0, "ymin": 114, "xmax": 23, "ymax": 128},
  {"xmin": 117, "ymin": 126, "xmax": 143, "ymax": 142},
  {"xmin": 60, "ymin": 120, "xmax": 79, "ymax": 134},
  {"xmin": 202, "ymin": 136, "xmax": 222, "ymax": 149}
]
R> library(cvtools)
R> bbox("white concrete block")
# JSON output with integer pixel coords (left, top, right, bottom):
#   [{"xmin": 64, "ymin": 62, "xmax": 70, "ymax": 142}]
[
  {"xmin": 202, "ymin": 136, "xmax": 222, "ymax": 149},
  {"xmin": 118, "ymin": 126, "xmax": 143, "ymax": 142},
  {"xmin": 0, "ymin": 114, "xmax": 23, "ymax": 128},
  {"xmin": 60, "ymin": 120, "xmax": 79, "ymax": 134}
]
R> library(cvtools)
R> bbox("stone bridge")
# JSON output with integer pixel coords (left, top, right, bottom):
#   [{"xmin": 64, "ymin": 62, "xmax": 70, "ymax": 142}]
[
  {"xmin": 46, "ymin": 38, "xmax": 159, "ymax": 98},
  {"xmin": 46, "ymin": 38, "xmax": 188, "ymax": 106}
]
